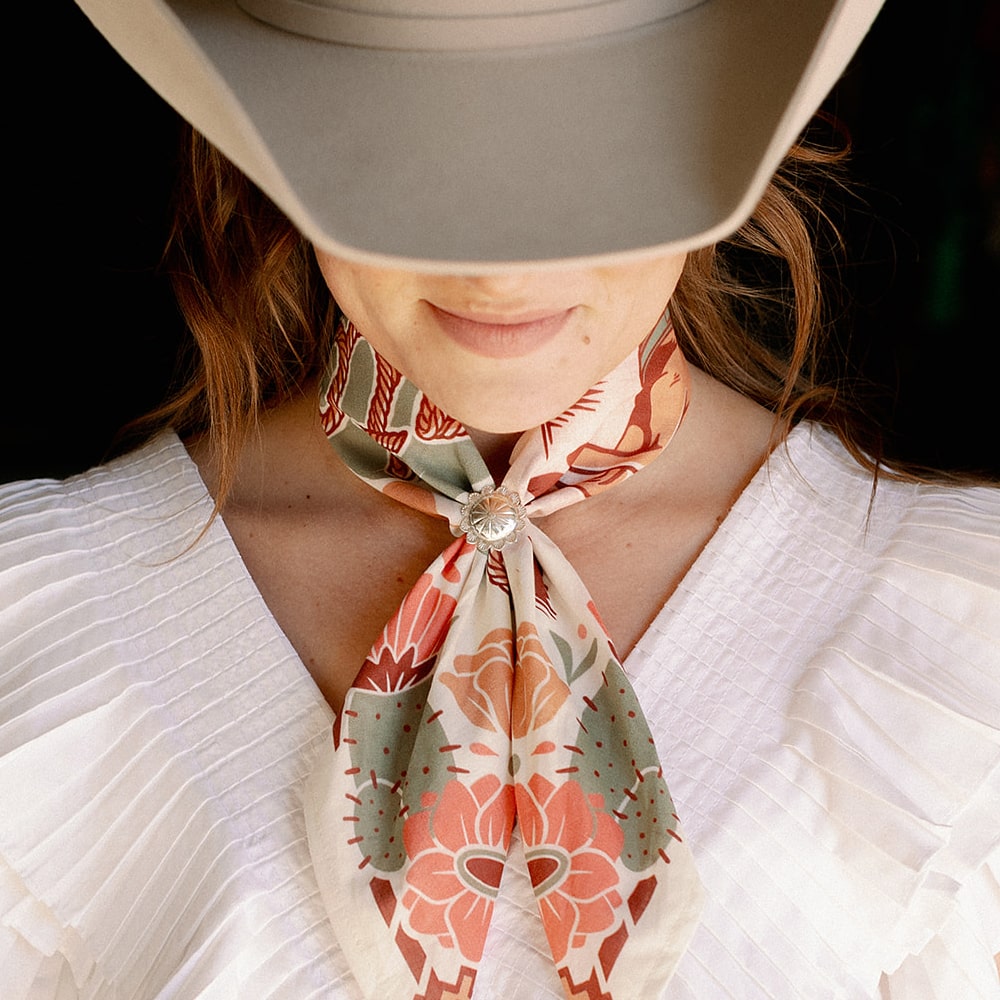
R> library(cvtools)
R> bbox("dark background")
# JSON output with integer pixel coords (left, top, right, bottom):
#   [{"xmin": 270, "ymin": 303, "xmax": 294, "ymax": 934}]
[{"xmin": 4, "ymin": 0, "xmax": 998, "ymax": 483}]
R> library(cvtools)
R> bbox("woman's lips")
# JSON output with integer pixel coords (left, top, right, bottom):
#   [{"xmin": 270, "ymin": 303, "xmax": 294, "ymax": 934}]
[{"xmin": 427, "ymin": 303, "xmax": 574, "ymax": 359}]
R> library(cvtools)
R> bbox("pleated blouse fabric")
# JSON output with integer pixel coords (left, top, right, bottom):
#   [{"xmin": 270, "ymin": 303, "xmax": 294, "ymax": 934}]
[{"xmin": 1, "ymin": 425, "xmax": 998, "ymax": 1000}]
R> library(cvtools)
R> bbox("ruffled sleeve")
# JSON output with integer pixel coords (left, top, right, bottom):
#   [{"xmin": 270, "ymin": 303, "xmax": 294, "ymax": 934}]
[
  {"xmin": 0, "ymin": 446, "xmax": 240, "ymax": 999},
  {"xmin": 879, "ymin": 854, "xmax": 1000, "ymax": 997},
  {"xmin": 1, "ymin": 861, "xmax": 100, "ymax": 999},
  {"xmin": 0, "ymin": 436, "xmax": 343, "ymax": 999},
  {"xmin": 782, "ymin": 481, "xmax": 1000, "ymax": 993}
]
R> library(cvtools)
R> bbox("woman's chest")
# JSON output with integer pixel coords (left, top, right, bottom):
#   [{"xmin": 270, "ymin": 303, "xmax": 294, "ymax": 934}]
[{"xmin": 221, "ymin": 477, "xmax": 721, "ymax": 715}]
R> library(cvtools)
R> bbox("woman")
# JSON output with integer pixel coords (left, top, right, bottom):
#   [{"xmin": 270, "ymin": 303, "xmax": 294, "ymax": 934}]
[{"xmin": 2, "ymin": 1, "xmax": 997, "ymax": 998}]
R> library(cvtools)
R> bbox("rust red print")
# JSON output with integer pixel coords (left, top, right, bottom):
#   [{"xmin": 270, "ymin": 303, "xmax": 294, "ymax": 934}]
[{"xmin": 416, "ymin": 396, "xmax": 467, "ymax": 442}]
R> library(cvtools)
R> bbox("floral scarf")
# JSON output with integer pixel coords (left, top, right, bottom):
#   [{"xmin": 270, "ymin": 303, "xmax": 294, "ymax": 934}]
[{"xmin": 305, "ymin": 312, "xmax": 703, "ymax": 999}]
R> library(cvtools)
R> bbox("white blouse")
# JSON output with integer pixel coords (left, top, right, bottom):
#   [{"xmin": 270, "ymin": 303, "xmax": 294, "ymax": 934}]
[{"xmin": 1, "ymin": 424, "xmax": 997, "ymax": 999}]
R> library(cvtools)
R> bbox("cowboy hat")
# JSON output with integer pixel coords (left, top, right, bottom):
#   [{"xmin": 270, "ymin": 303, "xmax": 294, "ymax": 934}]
[{"xmin": 74, "ymin": 0, "xmax": 884, "ymax": 271}]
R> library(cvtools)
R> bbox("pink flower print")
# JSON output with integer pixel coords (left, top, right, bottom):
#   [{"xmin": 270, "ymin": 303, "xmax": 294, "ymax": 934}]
[
  {"xmin": 441, "ymin": 622, "xmax": 570, "ymax": 739},
  {"xmin": 402, "ymin": 776, "xmax": 515, "ymax": 962},
  {"xmin": 516, "ymin": 774, "xmax": 624, "ymax": 963},
  {"xmin": 357, "ymin": 573, "xmax": 457, "ymax": 692},
  {"xmin": 511, "ymin": 622, "xmax": 570, "ymax": 739},
  {"xmin": 441, "ymin": 628, "xmax": 514, "ymax": 733}
]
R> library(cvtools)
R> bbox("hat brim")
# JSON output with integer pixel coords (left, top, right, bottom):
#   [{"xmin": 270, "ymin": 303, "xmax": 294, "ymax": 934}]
[{"xmin": 76, "ymin": 0, "xmax": 881, "ymax": 271}]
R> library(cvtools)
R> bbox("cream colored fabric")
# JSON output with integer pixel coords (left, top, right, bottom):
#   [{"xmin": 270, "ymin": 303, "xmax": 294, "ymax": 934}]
[{"xmin": 1, "ymin": 426, "xmax": 998, "ymax": 998}]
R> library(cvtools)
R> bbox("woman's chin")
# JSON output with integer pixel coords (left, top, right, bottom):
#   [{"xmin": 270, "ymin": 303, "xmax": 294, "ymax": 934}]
[{"xmin": 430, "ymin": 380, "xmax": 591, "ymax": 436}]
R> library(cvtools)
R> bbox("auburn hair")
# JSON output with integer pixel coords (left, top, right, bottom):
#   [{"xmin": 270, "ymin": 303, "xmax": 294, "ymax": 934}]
[{"xmin": 143, "ymin": 120, "xmax": 895, "ymax": 510}]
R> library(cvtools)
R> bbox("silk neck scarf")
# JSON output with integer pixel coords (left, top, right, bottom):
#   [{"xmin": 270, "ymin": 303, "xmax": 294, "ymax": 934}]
[{"xmin": 305, "ymin": 312, "xmax": 704, "ymax": 1000}]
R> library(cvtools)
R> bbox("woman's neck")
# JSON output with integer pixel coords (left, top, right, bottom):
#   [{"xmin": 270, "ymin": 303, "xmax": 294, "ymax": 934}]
[{"xmin": 464, "ymin": 427, "xmax": 522, "ymax": 482}]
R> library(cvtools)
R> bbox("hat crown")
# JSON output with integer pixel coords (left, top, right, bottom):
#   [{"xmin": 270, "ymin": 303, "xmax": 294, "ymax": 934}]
[{"xmin": 237, "ymin": 0, "xmax": 704, "ymax": 49}]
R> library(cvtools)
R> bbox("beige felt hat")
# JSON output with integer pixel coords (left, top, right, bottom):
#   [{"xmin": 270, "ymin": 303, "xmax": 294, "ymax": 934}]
[{"xmin": 75, "ymin": 0, "xmax": 884, "ymax": 271}]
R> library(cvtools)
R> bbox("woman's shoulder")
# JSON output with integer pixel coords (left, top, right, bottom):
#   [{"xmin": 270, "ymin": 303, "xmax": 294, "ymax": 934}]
[
  {"xmin": 744, "ymin": 422, "xmax": 1000, "ymax": 644},
  {"xmin": 0, "ymin": 434, "xmax": 343, "ymax": 1000},
  {"xmin": 0, "ymin": 432, "xmax": 216, "ymax": 616},
  {"xmin": 754, "ymin": 422, "xmax": 998, "ymax": 778},
  {"xmin": 0, "ymin": 431, "xmax": 202, "ymax": 547},
  {"xmin": 0, "ymin": 433, "xmax": 215, "ymax": 704},
  {"xmin": 779, "ymin": 421, "xmax": 999, "ymax": 540},
  {"xmin": 762, "ymin": 423, "xmax": 1000, "ymax": 995},
  {"xmin": 667, "ymin": 420, "xmax": 999, "ymax": 686},
  {"xmin": 634, "ymin": 423, "xmax": 999, "ymax": 997},
  {"xmin": 0, "ymin": 431, "xmax": 250, "ymax": 758}
]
